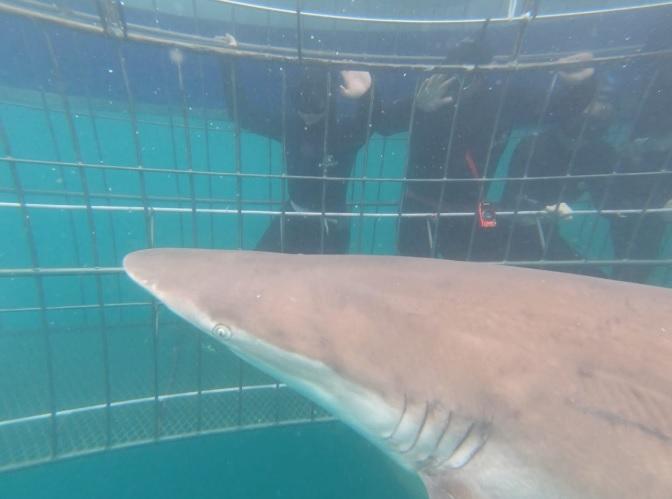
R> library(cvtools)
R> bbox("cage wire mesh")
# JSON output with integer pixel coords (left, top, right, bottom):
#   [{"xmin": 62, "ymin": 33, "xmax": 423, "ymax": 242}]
[{"xmin": 0, "ymin": 0, "xmax": 671, "ymax": 473}]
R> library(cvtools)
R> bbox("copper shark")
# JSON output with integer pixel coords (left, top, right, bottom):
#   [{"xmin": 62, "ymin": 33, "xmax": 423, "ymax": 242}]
[{"xmin": 124, "ymin": 249, "xmax": 672, "ymax": 498}]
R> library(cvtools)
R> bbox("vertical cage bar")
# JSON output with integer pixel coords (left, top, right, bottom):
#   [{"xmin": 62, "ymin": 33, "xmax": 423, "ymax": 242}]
[
  {"xmin": 42, "ymin": 25, "xmax": 113, "ymax": 449},
  {"xmin": 663, "ymin": 240, "xmax": 672, "ymax": 285},
  {"xmin": 280, "ymin": 68, "xmax": 288, "ymax": 252},
  {"xmin": 264, "ymin": 5, "xmax": 275, "ymax": 213},
  {"xmin": 466, "ymin": 16, "xmax": 529, "ymax": 261},
  {"xmin": 622, "ymin": 150, "xmax": 672, "ymax": 262},
  {"xmin": 152, "ymin": 296, "xmax": 161, "ymax": 440},
  {"xmin": 116, "ymin": 46, "xmax": 153, "ymax": 246},
  {"xmin": 0, "ymin": 118, "xmax": 58, "ymax": 459},
  {"xmin": 165, "ymin": 89, "xmax": 187, "ymax": 247},
  {"xmin": 355, "ymin": 82, "xmax": 376, "ymax": 253},
  {"xmin": 465, "ymin": 74, "xmax": 511, "ymax": 261},
  {"xmin": 228, "ymin": 62, "xmax": 244, "ymax": 249},
  {"xmin": 192, "ymin": 6, "xmax": 216, "ymax": 248},
  {"xmin": 191, "ymin": 0, "xmax": 201, "ymax": 35},
  {"xmin": 369, "ymin": 138, "xmax": 388, "ymax": 253},
  {"xmin": 319, "ymin": 71, "xmax": 333, "ymax": 254},
  {"xmin": 174, "ymin": 49, "xmax": 199, "ymax": 247},
  {"xmin": 296, "ymin": 0, "xmax": 303, "ymax": 63},
  {"xmin": 82, "ymin": 79, "xmax": 124, "ymax": 303},
  {"xmin": 538, "ymin": 98, "xmax": 592, "ymax": 263},
  {"xmin": 502, "ymin": 73, "xmax": 559, "ymax": 263},
  {"xmin": 394, "ymin": 77, "xmax": 421, "ymax": 252},
  {"xmin": 148, "ymin": 207, "xmax": 159, "ymax": 439},
  {"xmin": 582, "ymin": 66, "xmax": 661, "ymax": 272},
  {"xmin": 237, "ymin": 359, "xmax": 244, "ymax": 426},
  {"xmin": 117, "ymin": 40, "xmax": 161, "ymax": 440},
  {"xmin": 19, "ymin": 24, "xmax": 87, "ymax": 305},
  {"xmin": 507, "ymin": 0, "xmax": 518, "ymax": 18},
  {"xmin": 430, "ymin": 74, "xmax": 468, "ymax": 258}
]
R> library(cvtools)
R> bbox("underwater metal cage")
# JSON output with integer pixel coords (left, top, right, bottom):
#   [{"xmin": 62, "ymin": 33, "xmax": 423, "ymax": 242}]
[{"xmin": 0, "ymin": 0, "xmax": 671, "ymax": 473}]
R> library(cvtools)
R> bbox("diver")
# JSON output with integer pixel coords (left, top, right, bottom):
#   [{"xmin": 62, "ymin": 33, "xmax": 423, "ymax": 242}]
[
  {"xmin": 602, "ymin": 20, "xmax": 672, "ymax": 284},
  {"xmin": 392, "ymin": 33, "xmax": 504, "ymax": 260},
  {"xmin": 498, "ymin": 51, "xmax": 617, "ymax": 277},
  {"xmin": 391, "ymin": 31, "xmax": 617, "ymax": 275},
  {"xmin": 220, "ymin": 34, "xmax": 388, "ymax": 254}
]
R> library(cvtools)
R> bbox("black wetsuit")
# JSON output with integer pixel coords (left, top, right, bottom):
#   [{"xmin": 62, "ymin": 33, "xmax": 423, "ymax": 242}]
[
  {"xmin": 391, "ymin": 67, "xmax": 603, "ymax": 265},
  {"xmin": 223, "ymin": 62, "xmax": 395, "ymax": 254},
  {"xmin": 605, "ymin": 57, "xmax": 672, "ymax": 283},
  {"xmin": 500, "ymin": 129, "xmax": 615, "ymax": 277},
  {"xmin": 393, "ymin": 77, "xmax": 506, "ymax": 260},
  {"xmin": 495, "ymin": 67, "xmax": 622, "ymax": 277}
]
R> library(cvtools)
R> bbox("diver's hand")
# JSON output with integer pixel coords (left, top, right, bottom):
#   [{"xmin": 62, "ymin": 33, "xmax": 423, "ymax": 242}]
[
  {"xmin": 557, "ymin": 52, "xmax": 594, "ymax": 85},
  {"xmin": 339, "ymin": 70, "xmax": 372, "ymax": 99},
  {"xmin": 416, "ymin": 74, "xmax": 458, "ymax": 113},
  {"xmin": 216, "ymin": 33, "xmax": 238, "ymax": 48},
  {"xmin": 584, "ymin": 99, "xmax": 613, "ymax": 120},
  {"xmin": 662, "ymin": 199, "xmax": 672, "ymax": 223},
  {"xmin": 545, "ymin": 202, "xmax": 573, "ymax": 220}
]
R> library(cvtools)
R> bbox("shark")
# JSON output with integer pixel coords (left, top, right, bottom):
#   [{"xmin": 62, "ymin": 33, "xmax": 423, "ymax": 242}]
[{"xmin": 123, "ymin": 248, "xmax": 672, "ymax": 498}]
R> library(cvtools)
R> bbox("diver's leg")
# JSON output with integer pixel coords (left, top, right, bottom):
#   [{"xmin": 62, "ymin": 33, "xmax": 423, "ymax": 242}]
[
  {"xmin": 398, "ymin": 195, "xmax": 434, "ymax": 257},
  {"xmin": 611, "ymin": 214, "xmax": 665, "ymax": 283},
  {"xmin": 323, "ymin": 218, "xmax": 351, "ymax": 254},
  {"xmin": 398, "ymin": 216, "xmax": 433, "ymax": 257},
  {"xmin": 546, "ymin": 234, "xmax": 607, "ymax": 278},
  {"xmin": 256, "ymin": 215, "xmax": 282, "ymax": 252}
]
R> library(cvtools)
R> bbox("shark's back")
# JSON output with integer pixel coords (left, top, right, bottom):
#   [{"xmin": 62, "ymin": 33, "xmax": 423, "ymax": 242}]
[{"xmin": 296, "ymin": 255, "xmax": 672, "ymax": 498}]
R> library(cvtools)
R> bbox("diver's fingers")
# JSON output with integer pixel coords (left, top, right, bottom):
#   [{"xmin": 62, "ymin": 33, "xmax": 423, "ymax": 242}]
[
  {"xmin": 558, "ymin": 51, "xmax": 594, "ymax": 64},
  {"xmin": 560, "ymin": 67, "xmax": 595, "ymax": 84},
  {"xmin": 340, "ymin": 70, "xmax": 372, "ymax": 98},
  {"xmin": 216, "ymin": 33, "xmax": 238, "ymax": 47},
  {"xmin": 423, "ymin": 74, "xmax": 443, "ymax": 89},
  {"xmin": 438, "ymin": 96, "xmax": 454, "ymax": 107},
  {"xmin": 545, "ymin": 203, "xmax": 573, "ymax": 219},
  {"xmin": 438, "ymin": 76, "xmax": 458, "ymax": 93},
  {"xmin": 418, "ymin": 78, "xmax": 431, "ymax": 95},
  {"xmin": 339, "ymin": 84, "xmax": 351, "ymax": 97}
]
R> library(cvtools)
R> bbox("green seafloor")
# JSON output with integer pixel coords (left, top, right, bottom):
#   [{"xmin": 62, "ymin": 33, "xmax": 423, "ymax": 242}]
[{"xmin": 1, "ymin": 421, "xmax": 427, "ymax": 499}]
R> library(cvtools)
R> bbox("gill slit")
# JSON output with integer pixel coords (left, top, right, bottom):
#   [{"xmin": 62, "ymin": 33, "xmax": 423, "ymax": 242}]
[
  {"xmin": 383, "ymin": 393, "xmax": 407, "ymax": 441},
  {"xmin": 435, "ymin": 421, "xmax": 487, "ymax": 470},
  {"xmin": 400, "ymin": 401, "xmax": 430, "ymax": 454},
  {"xmin": 417, "ymin": 409, "xmax": 453, "ymax": 468}
]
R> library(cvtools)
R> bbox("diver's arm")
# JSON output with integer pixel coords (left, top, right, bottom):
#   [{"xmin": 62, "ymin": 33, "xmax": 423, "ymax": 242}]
[
  {"xmin": 370, "ymin": 94, "xmax": 413, "ymax": 136},
  {"xmin": 339, "ymin": 70, "xmax": 372, "ymax": 99},
  {"xmin": 371, "ymin": 74, "xmax": 458, "ymax": 136},
  {"xmin": 546, "ymin": 52, "xmax": 601, "ymax": 125}
]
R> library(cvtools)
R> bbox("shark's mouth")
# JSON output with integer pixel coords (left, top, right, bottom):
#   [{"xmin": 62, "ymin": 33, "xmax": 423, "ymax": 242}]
[{"xmin": 209, "ymin": 321, "xmax": 404, "ymax": 451}]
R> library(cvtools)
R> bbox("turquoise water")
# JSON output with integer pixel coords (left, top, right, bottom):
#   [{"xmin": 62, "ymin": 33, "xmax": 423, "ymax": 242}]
[
  {"xmin": 1, "ymin": 422, "xmax": 426, "ymax": 499},
  {"xmin": 1, "ymin": 59, "xmax": 670, "ymax": 497},
  {"xmin": 0, "ymin": 88, "xmax": 419, "ymax": 497}
]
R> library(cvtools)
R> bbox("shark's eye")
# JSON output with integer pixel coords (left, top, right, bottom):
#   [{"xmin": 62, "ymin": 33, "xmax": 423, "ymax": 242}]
[{"xmin": 213, "ymin": 324, "xmax": 233, "ymax": 340}]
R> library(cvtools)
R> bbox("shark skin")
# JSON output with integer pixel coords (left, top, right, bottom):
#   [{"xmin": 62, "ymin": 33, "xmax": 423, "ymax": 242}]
[{"xmin": 123, "ymin": 248, "xmax": 672, "ymax": 499}]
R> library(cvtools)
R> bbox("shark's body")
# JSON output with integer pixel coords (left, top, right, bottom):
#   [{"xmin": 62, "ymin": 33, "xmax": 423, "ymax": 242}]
[{"xmin": 124, "ymin": 249, "xmax": 672, "ymax": 498}]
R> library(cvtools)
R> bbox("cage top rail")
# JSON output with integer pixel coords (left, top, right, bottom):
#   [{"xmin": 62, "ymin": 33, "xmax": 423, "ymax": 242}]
[
  {"xmin": 212, "ymin": 0, "xmax": 672, "ymax": 24},
  {"xmin": 1, "ymin": 0, "xmax": 672, "ymax": 72}
]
